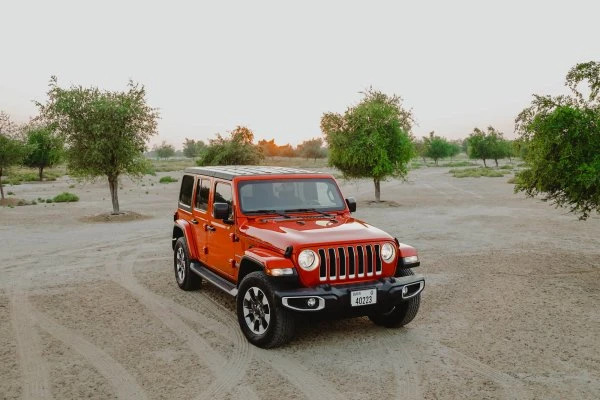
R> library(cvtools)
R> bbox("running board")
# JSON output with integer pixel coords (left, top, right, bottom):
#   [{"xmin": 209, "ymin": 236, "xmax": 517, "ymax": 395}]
[{"xmin": 189, "ymin": 262, "xmax": 238, "ymax": 296}]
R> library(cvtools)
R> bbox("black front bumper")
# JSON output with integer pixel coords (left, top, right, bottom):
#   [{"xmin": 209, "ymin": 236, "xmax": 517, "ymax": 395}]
[{"xmin": 272, "ymin": 275, "xmax": 425, "ymax": 317}]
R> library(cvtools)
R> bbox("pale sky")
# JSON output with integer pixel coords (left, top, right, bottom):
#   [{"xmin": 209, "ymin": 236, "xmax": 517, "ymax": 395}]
[{"xmin": 1, "ymin": 0, "xmax": 598, "ymax": 148}]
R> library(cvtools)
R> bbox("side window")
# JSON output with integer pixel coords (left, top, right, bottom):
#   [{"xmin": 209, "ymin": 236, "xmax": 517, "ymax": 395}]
[
  {"xmin": 213, "ymin": 182, "xmax": 233, "ymax": 218},
  {"xmin": 194, "ymin": 178, "xmax": 210, "ymax": 211},
  {"xmin": 179, "ymin": 175, "xmax": 195, "ymax": 209}
]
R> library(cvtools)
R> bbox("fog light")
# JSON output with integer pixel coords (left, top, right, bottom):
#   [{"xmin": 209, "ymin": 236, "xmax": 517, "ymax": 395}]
[
  {"xmin": 402, "ymin": 286, "xmax": 408, "ymax": 295},
  {"xmin": 307, "ymin": 298, "xmax": 317, "ymax": 307}
]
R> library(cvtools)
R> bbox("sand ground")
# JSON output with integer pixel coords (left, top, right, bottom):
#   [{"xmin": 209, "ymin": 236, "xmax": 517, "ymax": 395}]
[{"xmin": 1, "ymin": 166, "xmax": 598, "ymax": 400}]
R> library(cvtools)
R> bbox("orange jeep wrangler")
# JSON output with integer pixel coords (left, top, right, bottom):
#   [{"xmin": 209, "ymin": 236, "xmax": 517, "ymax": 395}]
[{"xmin": 172, "ymin": 166, "xmax": 424, "ymax": 348}]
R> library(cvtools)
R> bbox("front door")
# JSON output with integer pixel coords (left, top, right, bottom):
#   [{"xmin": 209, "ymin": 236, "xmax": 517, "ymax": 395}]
[{"xmin": 206, "ymin": 180, "xmax": 236, "ymax": 278}]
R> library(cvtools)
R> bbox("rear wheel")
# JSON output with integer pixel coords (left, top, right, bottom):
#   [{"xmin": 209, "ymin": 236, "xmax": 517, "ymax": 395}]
[
  {"xmin": 237, "ymin": 271, "xmax": 295, "ymax": 348},
  {"xmin": 369, "ymin": 268, "xmax": 421, "ymax": 328},
  {"xmin": 174, "ymin": 237, "xmax": 201, "ymax": 291}
]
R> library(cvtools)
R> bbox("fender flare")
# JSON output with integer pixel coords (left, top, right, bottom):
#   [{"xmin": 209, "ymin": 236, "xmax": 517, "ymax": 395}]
[
  {"xmin": 173, "ymin": 219, "xmax": 200, "ymax": 260},
  {"xmin": 238, "ymin": 247, "xmax": 297, "ymax": 284},
  {"xmin": 242, "ymin": 247, "xmax": 296, "ymax": 271}
]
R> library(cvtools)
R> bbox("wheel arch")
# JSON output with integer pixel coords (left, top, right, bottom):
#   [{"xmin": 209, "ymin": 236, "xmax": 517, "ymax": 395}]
[
  {"xmin": 238, "ymin": 256, "xmax": 265, "ymax": 287},
  {"xmin": 172, "ymin": 220, "xmax": 200, "ymax": 260}
]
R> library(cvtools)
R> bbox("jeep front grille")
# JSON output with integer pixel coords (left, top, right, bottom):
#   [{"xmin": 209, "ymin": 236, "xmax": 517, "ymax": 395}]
[{"xmin": 317, "ymin": 244, "xmax": 382, "ymax": 282}]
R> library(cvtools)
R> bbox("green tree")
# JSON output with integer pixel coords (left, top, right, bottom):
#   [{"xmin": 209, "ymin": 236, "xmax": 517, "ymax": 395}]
[
  {"xmin": 448, "ymin": 141, "xmax": 461, "ymax": 160},
  {"xmin": 413, "ymin": 139, "xmax": 428, "ymax": 164},
  {"xmin": 23, "ymin": 124, "xmax": 63, "ymax": 180},
  {"xmin": 485, "ymin": 126, "xmax": 511, "ymax": 167},
  {"xmin": 514, "ymin": 61, "xmax": 600, "ymax": 220},
  {"xmin": 182, "ymin": 138, "xmax": 205, "ymax": 158},
  {"xmin": 321, "ymin": 88, "xmax": 415, "ymax": 201},
  {"xmin": 154, "ymin": 141, "xmax": 176, "ymax": 159},
  {"xmin": 297, "ymin": 138, "xmax": 326, "ymax": 161},
  {"xmin": 512, "ymin": 138, "xmax": 529, "ymax": 159},
  {"xmin": 424, "ymin": 134, "xmax": 451, "ymax": 165},
  {"xmin": 466, "ymin": 128, "xmax": 491, "ymax": 167},
  {"xmin": 0, "ymin": 112, "xmax": 29, "ymax": 199},
  {"xmin": 198, "ymin": 125, "xmax": 263, "ymax": 166},
  {"xmin": 38, "ymin": 77, "xmax": 159, "ymax": 214}
]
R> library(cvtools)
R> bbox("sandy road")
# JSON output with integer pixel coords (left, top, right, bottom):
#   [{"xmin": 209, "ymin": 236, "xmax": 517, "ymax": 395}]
[{"xmin": 1, "ymin": 166, "xmax": 599, "ymax": 399}]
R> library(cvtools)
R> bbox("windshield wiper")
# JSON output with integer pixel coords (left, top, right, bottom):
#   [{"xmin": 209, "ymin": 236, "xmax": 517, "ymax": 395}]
[
  {"xmin": 284, "ymin": 208, "xmax": 334, "ymax": 218},
  {"xmin": 245, "ymin": 209, "xmax": 291, "ymax": 219}
]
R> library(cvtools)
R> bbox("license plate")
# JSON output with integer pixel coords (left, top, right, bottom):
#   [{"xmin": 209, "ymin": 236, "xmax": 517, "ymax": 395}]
[{"xmin": 350, "ymin": 289, "xmax": 377, "ymax": 307}]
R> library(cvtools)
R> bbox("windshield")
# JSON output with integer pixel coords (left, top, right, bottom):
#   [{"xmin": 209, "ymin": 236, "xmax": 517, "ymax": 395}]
[{"xmin": 238, "ymin": 178, "xmax": 346, "ymax": 213}]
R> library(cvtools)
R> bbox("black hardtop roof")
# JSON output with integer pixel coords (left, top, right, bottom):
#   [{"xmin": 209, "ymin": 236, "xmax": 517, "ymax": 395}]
[{"xmin": 183, "ymin": 166, "xmax": 324, "ymax": 180}]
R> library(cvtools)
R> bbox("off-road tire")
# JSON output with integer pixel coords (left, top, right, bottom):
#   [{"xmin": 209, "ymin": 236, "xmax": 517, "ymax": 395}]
[
  {"xmin": 237, "ymin": 271, "xmax": 295, "ymax": 348},
  {"xmin": 369, "ymin": 268, "xmax": 420, "ymax": 328},
  {"xmin": 174, "ymin": 237, "xmax": 201, "ymax": 291}
]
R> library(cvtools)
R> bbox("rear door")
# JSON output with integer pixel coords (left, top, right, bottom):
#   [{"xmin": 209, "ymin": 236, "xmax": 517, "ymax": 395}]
[
  {"xmin": 206, "ymin": 180, "xmax": 236, "ymax": 278},
  {"xmin": 191, "ymin": 176, "xmax": 211, "ymax": 263}
]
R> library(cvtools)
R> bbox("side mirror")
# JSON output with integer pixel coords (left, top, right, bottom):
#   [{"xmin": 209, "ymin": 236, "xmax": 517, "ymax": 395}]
[
  {"xmin": 345, "ymin": 197, "xmax": 357, "ymax": 213},
  {"xmin": 213, "ymin": 202, "xmax": 231, "ymax": 220}
]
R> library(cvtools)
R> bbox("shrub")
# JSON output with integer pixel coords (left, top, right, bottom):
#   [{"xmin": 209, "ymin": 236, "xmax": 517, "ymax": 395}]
[
  {"xmin": 159, "ymin": 176, "xmax": 178, "ymax": 184},
  {"xmin": 7, "ymin": 191, "xmax": 14, "ymax": 195},
  {"xmin": 45, "ymin": 198, "xmax": 53, "ymax": 203},
  {"xmin": 52, "ymin": 192, "xmax": 79, "ymax": 202}
]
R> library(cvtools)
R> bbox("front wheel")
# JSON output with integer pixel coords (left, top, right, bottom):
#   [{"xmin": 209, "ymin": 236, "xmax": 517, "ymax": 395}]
[
  {"xmin": 236, "ymin": 272, "xmax": 295, "ymax": 348},
  {"xmin": 369, "ymin": 268, "xmax": 421, "ymax": 328}
]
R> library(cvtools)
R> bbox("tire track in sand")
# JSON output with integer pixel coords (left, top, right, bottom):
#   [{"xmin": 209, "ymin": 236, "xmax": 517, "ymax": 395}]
[
  {"xmin": 9, "ymin": 292, "xmax": 53, "ymax": 400},
  {"xmin": 22, "ymin": 296, "xmax": 148, "ymax": 400},
  {"xmin": 115, "ymin": 254, "xmax": 347, "ymax": 400},
  {"xmin": 380, "ymin": 326, "xmax": 527, "ymax": 399},
  {"xmin": 378, "ymin": 329, "xmax": 422, "ymax": 400},
  {"xmin": 106, "ymin": 250, "xmax": 256, "ymax": 400},
  {"xmin": 171, "ymin": 286, "xmax": 348, "ymax": 400},
  {"xmin": 437, "ymin": 342, "xmax": 529, "ymax": 399}
]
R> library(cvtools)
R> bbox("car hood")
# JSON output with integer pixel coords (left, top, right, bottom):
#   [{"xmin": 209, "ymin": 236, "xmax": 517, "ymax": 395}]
[{"xmin": 238, "ymin": 215, "xmax": 394, "ymax": 251}]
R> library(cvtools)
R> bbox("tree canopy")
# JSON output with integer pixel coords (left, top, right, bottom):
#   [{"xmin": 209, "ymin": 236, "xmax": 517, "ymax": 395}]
[
  {"xmin": 182, "ymin": 138, "xmax": 205, "ymax": 158},
  {"xmin": 297, "ymin": 138, "xmax": 326, "ymax": 160},
  {"xmin": 424, "ymin": 132, "xmax": 452, "ymax": 165},
  {"xmin": 154, "ymin": 141, "xmax": 176, "ymax": 159},
  {"xmin": 321, "ymin": 88, "xmax": 414, "ymax": 201},
  {"xmin": 0, "ymin": 112, "xmax": 29, "ymax": 199},
  {"xmin": 515, "ymin": 61, "xmax": 600, "ymax": 220},
  {"xmin": 23, "ymin": 124, "xmax": 63, "ymax": 180},
  {"xmin": 197, "ymin": 126, "xmax": 263, "ymax": 166},
  {"xmin": 466, "ymin": 126, "xmax": 511, "ymax": 167},
  {"xmin": 37, "ymin": 77, "xmax": 159, "ymax": 214}
]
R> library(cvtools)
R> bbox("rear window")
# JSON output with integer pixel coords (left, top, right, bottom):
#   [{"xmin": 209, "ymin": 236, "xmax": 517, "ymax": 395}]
[
  {"xmin": 179, "ymin": 175, "xmax": 195, "ymax": 208},
  {"xmin": 194, "ymin": 178, "xmax": 210, "ymax": 211}
]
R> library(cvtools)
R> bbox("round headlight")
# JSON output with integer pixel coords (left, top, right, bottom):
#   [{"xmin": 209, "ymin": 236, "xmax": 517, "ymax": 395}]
[
  {"xmin": 298, "ymin": 250, "xmax": 319, "ymax": 271},
  {"xmin": 381, "ymin": 243, "xmax": 396, "ymax": 263}
]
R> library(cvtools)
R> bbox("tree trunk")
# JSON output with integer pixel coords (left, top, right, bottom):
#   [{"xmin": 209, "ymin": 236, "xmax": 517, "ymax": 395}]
[
  {"xmin": 39, "ymin": 166, "xmax": 44, "ymax": 181},
  {"xmin": 0, "ymin": 168, "xmax": 4, "ymax": 200},
  {"xmin": 108, "ymin": 175, "xmax": 120, "ymax": 214},
  {"xmin": 374, "ymin": 178, "xmax": 381, "ymax": 202},
  {"xmin": 494, "ymin": 158, "xmax": 499, "ymax": 167},
  {"xmin": 435, "ymin": 158, "xmax": 438, "ymax": 166},
  {"xmin": 483, "ymin": 159, "xmax": 487, "ymax": 167}
]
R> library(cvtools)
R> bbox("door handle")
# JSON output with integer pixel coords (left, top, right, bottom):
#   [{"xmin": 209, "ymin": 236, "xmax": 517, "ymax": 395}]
[
  {"xmin": 190, "ymin": 219, "xmax": 198, "ymax": 225},
  {"xmin": 204, "ymin": 224, "xmax": 216, "ymax": 232}
]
